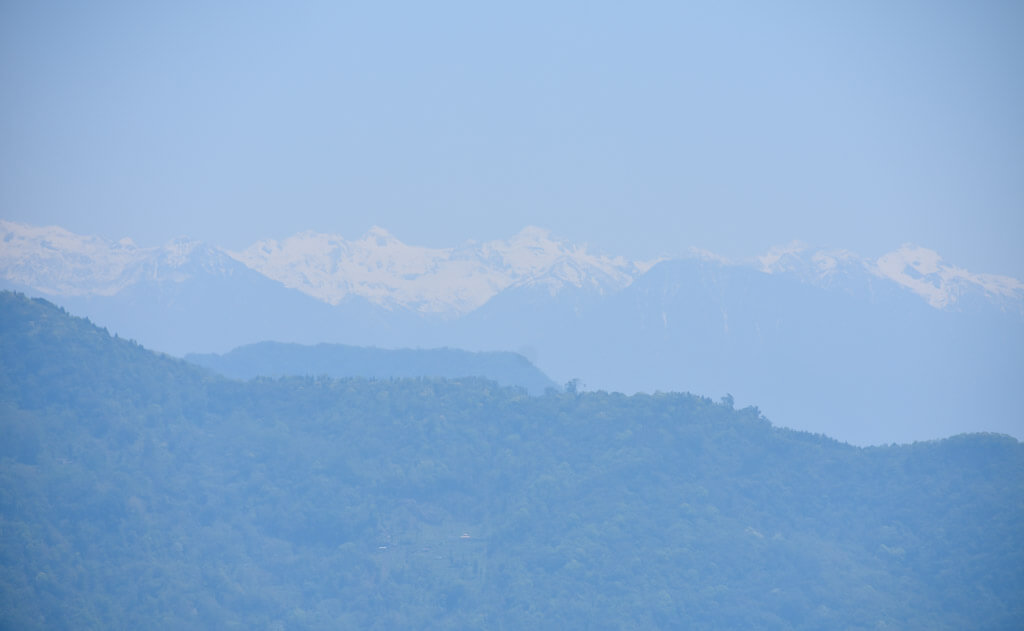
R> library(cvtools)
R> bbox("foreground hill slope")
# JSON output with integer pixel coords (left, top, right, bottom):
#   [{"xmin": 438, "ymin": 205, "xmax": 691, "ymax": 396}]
[
  {"xmin": 5, "ymin": 220, "xmax": 1022, "ymax": 444},
  {"xmin": 1, "ymin": 292, "xmax": 1022, "ymax": 630},
  {"xmin": 185, "ymin": 341, "xmax": 557, "ymax": 395}
]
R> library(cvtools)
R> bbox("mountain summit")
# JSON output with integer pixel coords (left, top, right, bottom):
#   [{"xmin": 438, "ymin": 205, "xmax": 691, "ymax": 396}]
[
  {"xmin": 0, "ymin": 220, "xmax": 249, "ymax": 297},
  {"xmin": 0, "ymin": 221, "xmax": 648, "ymax": 316},
  {"xmin": 873, "ymin": 244, "xmax": 1024, "ymax": 309},
  {"xmin": 3, "ymin": 219, "xmax": 1020, "ymax": 317},
  {"xmin": 229, "ymin": 225, "xmax": 645, "ymax": 314}
]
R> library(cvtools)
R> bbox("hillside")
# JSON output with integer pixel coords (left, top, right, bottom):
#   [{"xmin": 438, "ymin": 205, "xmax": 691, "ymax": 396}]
[
  {"xmin": 1, "ymin": 291, "xmax": 1022, "ymax": 630},
  {"xmin": 186, "ymin": 342, "xmax": 557, "ymax": 395},
  {"xmin": 3, "ymin": 220, "xmax": 1022, "ymax": 445}
]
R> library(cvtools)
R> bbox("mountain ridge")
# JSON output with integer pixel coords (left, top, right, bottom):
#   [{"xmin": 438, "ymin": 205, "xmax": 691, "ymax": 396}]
[
  {"xmin": 3, "ymin": 220, "xmax": 1021, "ymax": 445},
  {"xmin": 1, "ymin": 290, "xmax": 1021, "ymax": 629},
  {"xmin": 185, "ymin": 341, "xmax": 558, "ymax": 395},
  {"xmin": 4, "ymin": 219, "xmax": 1020, "ymax": 315}
]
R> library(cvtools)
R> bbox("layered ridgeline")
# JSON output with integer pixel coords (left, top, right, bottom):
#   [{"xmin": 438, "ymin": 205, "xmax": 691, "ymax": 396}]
[
  {"xmin": 1, "ymin": 292, "xmax": 1022, "ymax": 630},
  {"xmin": 186, "ymin": 342, "xmax": 556, "ymax": 395},
  {"xmin": 2, "ymin": 219, "xmax": 1023, "ymax": 444}
]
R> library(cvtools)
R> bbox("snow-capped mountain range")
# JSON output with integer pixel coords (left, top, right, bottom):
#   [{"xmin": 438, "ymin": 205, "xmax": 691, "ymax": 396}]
[
  {"xmin": 0, "ymin": 221, "xmax": 245, "ymax": 298},
  {"xmin": 2, "ymin": 218, "xmax": 1022, "ymax": 446},
  {"xmin": 0, "ymin": 220, "xmax": 652, "ymax": 316},
  {"xmin": 2, "ymin": 219, "xmax": 1021, "ymax": 315},
  {"xmin": 753, "ymin": 240, "xmax": 1024, "ymax": 309},
  {"xmin": 232, "ymin": 226, "xmax": 652, "ymax": 314}
]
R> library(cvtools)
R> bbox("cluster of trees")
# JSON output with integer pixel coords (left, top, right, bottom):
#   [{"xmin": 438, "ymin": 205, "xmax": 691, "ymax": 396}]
[{"xmin": 1, "ymin": 292, "xmax": 1022, "ymax": 629}]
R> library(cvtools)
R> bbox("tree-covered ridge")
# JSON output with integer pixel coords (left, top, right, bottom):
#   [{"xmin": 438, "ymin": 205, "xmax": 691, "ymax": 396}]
[
  {"xmin": 185, "ymin": 341, "xmax": 557, "ymax": 395},
  {"xmin": 1, "ymin": 291, "xmax": 1022, "ymax": 630}
]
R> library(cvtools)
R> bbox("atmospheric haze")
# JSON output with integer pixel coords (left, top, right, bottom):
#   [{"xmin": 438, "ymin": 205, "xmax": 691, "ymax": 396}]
[
  {"xmin": 3, "ymin": 5, "xmax": 1024, "ymax": 627},
  {"xmin": 2, "ymin": 219, "xmax": 1022, "ymax": 446},
  {"xmin": 1, "ymin": 1, "xmax": 1023, "ymax": 277}
]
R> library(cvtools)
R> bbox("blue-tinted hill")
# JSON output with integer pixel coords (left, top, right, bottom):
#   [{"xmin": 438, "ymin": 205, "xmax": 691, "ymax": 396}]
[
  {"xmin": 186, "ymin": 341, "xmax": 557, "ymax": 395},
  {"xmin": 2, "ymin": 291, "xmax": 1022, "ymax": 629},
  {"xmin": 448, "ymin": 257, "xmax": 1024, "ymax": 444}
]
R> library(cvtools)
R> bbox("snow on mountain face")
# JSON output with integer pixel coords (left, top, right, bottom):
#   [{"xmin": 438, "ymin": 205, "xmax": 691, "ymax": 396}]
[
  {"xmin": 0, "ymin": 220, "xmax": 144, "ymax": 296},
  {"xmin": 0, "ymin": 221, "xmax": 645, "ymax": 313},
  {"xmin": 228, "ymin": 228, "xmax": 485, "ymax": 312},
  {"xmin": 758, "ymin": 242, "xmax": 864, "ymax": 284},
  {"xmin": 0, "ymin": 220, "xmax": 241, "ymax": 295},
  {"xmin": 873, "ymin": 245, "xmax": 1024, "ymax": 309},
  {"xmin": 229, "ymin": 226, "xmax": 644, "ymax": 314},
  {"xmin": 753, "ymin": 240, "xmax": 1024, "ymax": 309},
  {"xmin": 2, "ymin": 219, "xmax": 1021, "ymax": 315}
]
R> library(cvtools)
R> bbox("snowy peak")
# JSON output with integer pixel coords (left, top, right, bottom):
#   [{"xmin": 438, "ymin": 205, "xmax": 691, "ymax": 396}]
[
  {"xmin": 745, "ymin": 240, "xmax": 1023, "ymax": 309},
  {"xmin": 478, "ymin": 226, "xmax": 640, "ymax": 293},
  {"xmin": 359, "ymin": 225, "xmax": 404, "ymax": 249},
  {"xmin": 0, "ymin": 220, "xmax": 242, "ymax": 296},
  {"xmin": 873, "ymin": 244, "xmax": 1024, "ymax": 309},
  {"xmin": 757, "ymin": 241, "xmax": 810, "ymax": 274},
  {"xmin": 230, "ymin": 225, "xmax": 641, "ymax": 313},
  {"xmin": 0, "ymin": 220, "xmax": 142, "ymax": 296},
  {"xmin": 145, "ymin": 239, "xmax": 245, "ymax": 283},
  {"xmin": 757, "ymin": 242, "xmax": 862, "ymax": 284},
  {"xmin": 161, "ymin": 237, "xmax": 202, "ymax": 266},
  {"xmin": 3, "ymin": 219, "xmax": 1021, "ymax": 315},
  {"xmin": 230, "ymin": 229, "xmax": 464, "ymax": 311}
]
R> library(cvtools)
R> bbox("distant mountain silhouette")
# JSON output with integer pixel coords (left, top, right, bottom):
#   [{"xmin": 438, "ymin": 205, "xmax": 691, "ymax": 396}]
[
  {"xmin": 186, "ymin": 341, "xmax": 557, "ymax": 394},
  {"xmin": 3, "ymin": 220, "xmax": 1022, "ymax": 444}
]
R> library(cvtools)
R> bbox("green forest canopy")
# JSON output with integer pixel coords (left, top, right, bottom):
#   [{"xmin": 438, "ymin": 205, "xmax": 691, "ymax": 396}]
[{"xmin": 1, "ymin": 292, "xmax": 1022, "ymax": 630}]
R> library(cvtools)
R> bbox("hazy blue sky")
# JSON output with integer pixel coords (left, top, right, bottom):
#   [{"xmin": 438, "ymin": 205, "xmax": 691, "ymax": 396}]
[{"xmin": 2, "ymin": 1, "xmax": 1022, "ymax": 275}]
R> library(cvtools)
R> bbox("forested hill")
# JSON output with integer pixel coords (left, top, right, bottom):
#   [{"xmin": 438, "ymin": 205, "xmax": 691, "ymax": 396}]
[
  {"xmin": 1, "ymin": 291, "xmax": 1022, "ymax": 630},
  {"xmin": 185, "ymin": 341, "xmax": 556, "ymax": 395}
]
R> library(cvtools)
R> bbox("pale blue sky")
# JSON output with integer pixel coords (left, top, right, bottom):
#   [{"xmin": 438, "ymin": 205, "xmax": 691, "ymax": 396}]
[{"xmin": 2, "ymin": 1, "xmax": 1022, "ymax": 274}]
